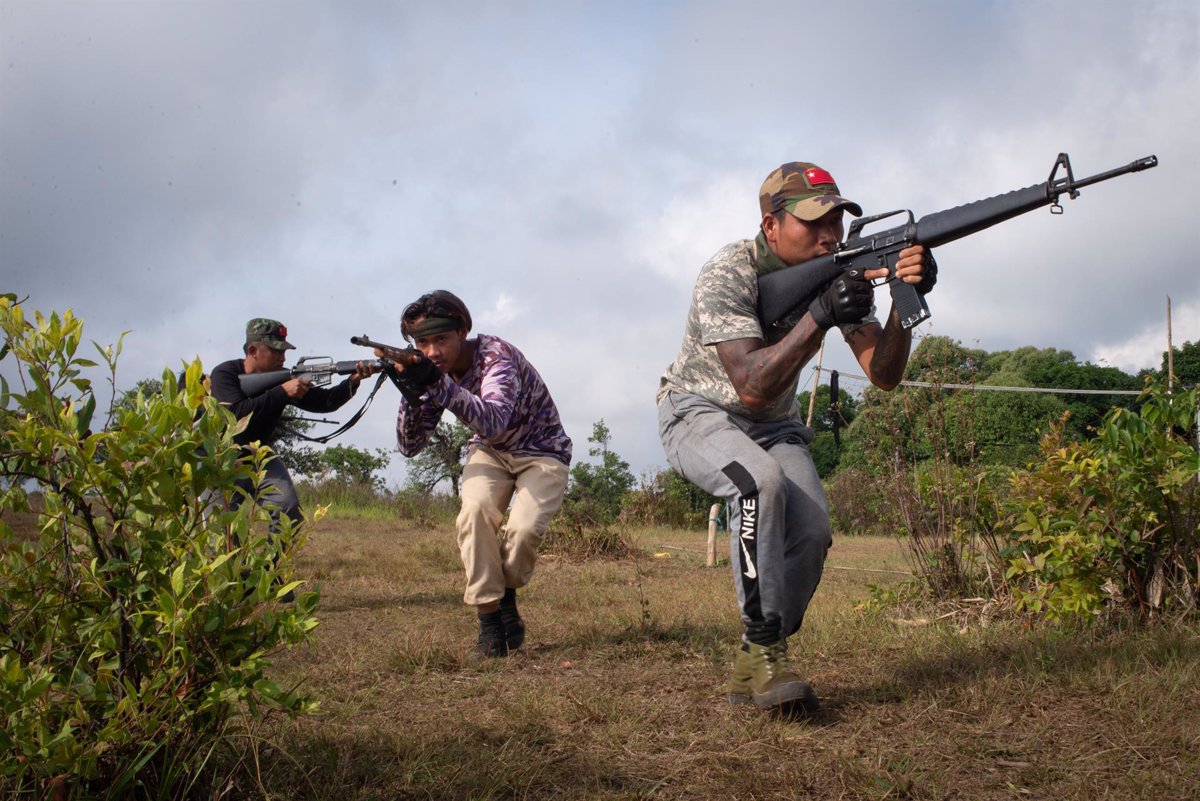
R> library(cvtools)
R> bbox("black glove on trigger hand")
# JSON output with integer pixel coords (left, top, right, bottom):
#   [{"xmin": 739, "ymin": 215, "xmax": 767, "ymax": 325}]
[
  {"xmin": 383, "ymin": 351, "xmax": 441, "ymax": 404},
  {"xmin": 383, "ymin": 362, "xmax": 422, "ymax": 403},
  {"xmin": 808, "ymin": 269, "xmax": 873, "ymax": 330},
  {"xmin": 400, "ymin": 347, "xmax": 443, "ymax": 388}
]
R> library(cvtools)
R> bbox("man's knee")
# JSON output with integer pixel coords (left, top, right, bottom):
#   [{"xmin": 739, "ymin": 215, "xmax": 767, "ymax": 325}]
[
  {"xmin": 721, "ymin": 456, "xmax": 786, "ymax": 503},
  {"xmin": 457, "ymin": 495, "xmax": 504, "ymax": 533}
]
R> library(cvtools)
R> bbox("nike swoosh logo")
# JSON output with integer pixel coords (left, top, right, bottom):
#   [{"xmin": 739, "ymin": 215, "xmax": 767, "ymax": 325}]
[{"xmin": 739, "ymin": 537, "xmax": 757, "ymax": 580}]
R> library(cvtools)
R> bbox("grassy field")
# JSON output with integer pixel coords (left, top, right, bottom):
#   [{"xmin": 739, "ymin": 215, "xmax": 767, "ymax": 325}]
[{"xmin": 221, "ymin": 513, "xmax": 1200, "ymax": 800}]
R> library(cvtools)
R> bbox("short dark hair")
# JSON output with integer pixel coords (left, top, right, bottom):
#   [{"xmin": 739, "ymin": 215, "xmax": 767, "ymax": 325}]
[{"xmin": 400, "ymin": 290, "xmax": 473, "ymax": 342}]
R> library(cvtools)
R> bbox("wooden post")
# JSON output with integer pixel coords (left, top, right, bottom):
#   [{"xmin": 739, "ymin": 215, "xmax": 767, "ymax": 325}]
[{"xmin": 706, "ymin": 502, "xmax": 722, "ymax": 567}]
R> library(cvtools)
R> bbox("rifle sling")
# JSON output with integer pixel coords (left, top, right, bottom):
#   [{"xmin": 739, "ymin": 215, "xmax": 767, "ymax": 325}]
[{"xmin": 277, "ymin": 371, "xmax": 389, "ymax": 445}]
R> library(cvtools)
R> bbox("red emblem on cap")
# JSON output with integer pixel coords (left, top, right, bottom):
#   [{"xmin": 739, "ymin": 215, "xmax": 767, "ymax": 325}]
[
  {"xmin": 278, "ymin": 326, "xmax": 288, "ymax": 337},
  {"xmin": 805, "ymin": 167, "xmax": 836, "ymax": 187}
]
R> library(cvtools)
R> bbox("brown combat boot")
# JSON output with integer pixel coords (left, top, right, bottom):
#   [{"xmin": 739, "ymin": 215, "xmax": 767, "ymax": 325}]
[{"xmin": 727, "ymin": 641, "xmax": 819, "ymax": 716}]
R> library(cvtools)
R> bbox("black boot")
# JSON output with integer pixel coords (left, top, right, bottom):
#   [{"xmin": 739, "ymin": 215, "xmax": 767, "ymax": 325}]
[
  {"xmin": 472, "ymin": 609, "xmax": 509, "ymax": 661},
  {"xmin": 499, "ymin": 587, "xmax": 525, "ymax": 651}
]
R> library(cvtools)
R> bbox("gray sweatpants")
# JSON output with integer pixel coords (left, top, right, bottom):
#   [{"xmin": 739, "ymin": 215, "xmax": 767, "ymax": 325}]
[{"xmin": 658, "ymin": 390, "xmax": 832, "ymax": 644}]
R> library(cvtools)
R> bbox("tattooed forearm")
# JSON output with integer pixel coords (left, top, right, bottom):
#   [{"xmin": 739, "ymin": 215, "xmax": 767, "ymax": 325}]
[
  {"xmin": 867, "ymin": 308, "xmax": 913, "ymax": 389},
  {"xmin": 717, "ymin": 316, "xmax": 826, "ymax": 409}
]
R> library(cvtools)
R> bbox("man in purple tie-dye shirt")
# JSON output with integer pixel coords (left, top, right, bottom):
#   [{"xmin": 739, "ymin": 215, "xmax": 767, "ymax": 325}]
[{"xmin": 384, "ymin": 290, "xmax": 572, "ymax": 660}]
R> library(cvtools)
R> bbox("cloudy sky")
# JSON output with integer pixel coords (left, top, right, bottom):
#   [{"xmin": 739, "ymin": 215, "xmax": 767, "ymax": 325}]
[{"xmin": 3, "ymin": 0, "xmax": 1197, "ymax": 487}]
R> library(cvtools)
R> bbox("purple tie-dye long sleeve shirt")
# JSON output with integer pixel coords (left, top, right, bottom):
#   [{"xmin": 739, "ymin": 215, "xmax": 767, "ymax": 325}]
[{"xmin": 396, "ymin": 334, "xmax": 572, "ymax": 465}]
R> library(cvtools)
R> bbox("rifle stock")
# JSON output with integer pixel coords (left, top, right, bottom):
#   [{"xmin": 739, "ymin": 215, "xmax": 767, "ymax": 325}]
[{"xmin": 757, "ymin": 153, "xmax": 1158, "ymax": 329}]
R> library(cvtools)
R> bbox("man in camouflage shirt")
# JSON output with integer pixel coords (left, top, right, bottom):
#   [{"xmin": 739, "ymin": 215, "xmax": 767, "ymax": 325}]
[{"xmin": 658, "ymin": 162, "xmax": 936, "ymax": 715}]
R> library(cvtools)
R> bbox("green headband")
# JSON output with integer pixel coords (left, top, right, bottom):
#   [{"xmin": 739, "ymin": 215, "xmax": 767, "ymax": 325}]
[{"xmin": 408, "ymin": 316, "xmax": 462, "ymax": 338}]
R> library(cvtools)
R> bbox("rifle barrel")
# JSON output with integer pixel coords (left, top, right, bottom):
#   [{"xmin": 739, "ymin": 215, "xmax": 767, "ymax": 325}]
[
  {"xmin": 350, "ymin": 335, "xmax": 389, "ymax": 349},
  {"xmin": 1059, "ymin": 155, "xmax": 1158, "ymax": 193}
]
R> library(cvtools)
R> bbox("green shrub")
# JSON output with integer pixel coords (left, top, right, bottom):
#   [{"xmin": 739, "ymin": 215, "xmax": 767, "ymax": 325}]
[
  {"xmin": 0, "ymin": 302, "xmax": 319, "ymax": 798},
  {"xmin": 1003, "ymin": 382, "xmax": 1199, "ymax": 620}
]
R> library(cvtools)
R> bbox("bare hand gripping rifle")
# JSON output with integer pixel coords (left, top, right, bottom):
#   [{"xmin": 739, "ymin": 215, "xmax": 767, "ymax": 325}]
[
  {"xmin": 757, "ymin": 153, "xmax": 1159, "ymax": 331},
  {"xmin": 237, "ymin": 355, "xmax": 389, "ymax": 397}
]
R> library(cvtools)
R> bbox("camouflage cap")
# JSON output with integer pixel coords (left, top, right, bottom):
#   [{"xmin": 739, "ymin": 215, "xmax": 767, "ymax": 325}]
[
  {"xmin": 245, "ymin": 318, "xmax": 295, "ymax": 351},
  {"xmin": 759, "ymin": 162, "xmax": 863, "ymax": 221}
]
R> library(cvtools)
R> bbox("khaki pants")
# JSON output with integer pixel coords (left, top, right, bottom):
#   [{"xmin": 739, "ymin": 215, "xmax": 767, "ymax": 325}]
[{"xmin": 457, "ymin": 446, "xmax": 569, "ymax": 606}]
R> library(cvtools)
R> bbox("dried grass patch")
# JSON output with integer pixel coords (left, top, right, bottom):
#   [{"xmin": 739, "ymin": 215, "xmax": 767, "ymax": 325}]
[{"xmin": 211, "ymin": 517, "xmax": 1200, "ymax": 799}]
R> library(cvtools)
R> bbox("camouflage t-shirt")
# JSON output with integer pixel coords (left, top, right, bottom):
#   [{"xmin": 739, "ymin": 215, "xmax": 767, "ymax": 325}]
[{"xmin": 657, "ymin": 236, "xmax": 877, "ymax": 422}]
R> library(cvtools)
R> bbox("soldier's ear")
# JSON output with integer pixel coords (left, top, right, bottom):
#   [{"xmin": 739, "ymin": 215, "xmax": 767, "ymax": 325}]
[{"xmin": 761, "ymin": 212, "xmax": 779, "ymax": 242}]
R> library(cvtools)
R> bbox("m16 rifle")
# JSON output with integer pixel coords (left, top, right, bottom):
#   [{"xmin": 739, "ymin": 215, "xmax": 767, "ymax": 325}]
[
  {"xmin": 757, "ymin": 153, "xmax": 1159, "ymax": 330},
  {"xmin": 238, "ymin": 356, "xmax": 387, "ymax": 397}
]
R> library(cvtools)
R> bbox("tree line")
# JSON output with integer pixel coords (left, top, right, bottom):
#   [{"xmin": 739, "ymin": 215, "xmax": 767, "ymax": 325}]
[{"xmin": 115, "ymin": 337, "xmax": 1197, "ymax": 533}]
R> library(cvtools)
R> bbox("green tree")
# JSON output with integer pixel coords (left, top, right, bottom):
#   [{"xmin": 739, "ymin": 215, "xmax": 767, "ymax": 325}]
[
  {"xmin": 1160, "ymin": 339, "xmax": 1200, "ymax": 388},
  {"xmin": 0, "ymin": 301, "xmax": 318, "ymax": 797},
  {"xmin": 109, "ymin": 376, "xmax": 163, "ymax": 419},
  {"xmin": 567, "ymin": 419, "xmax": 636, "ymax": 522},
  {"xmin": 840, "ymin": 336, "xmax": 1141, "ymax": 472},
  {"xmin": 984, "ymin": 346, "xmax": 1139, "ymax": 438},
  {"xmin": 317, "ymin": 444, "xmax": 391, "ymax": 490},
  {"xmin": 112, "ymin": 374, "xmax": 328, "ymax": 476},
  {"xmin": 406, "ymin": 420, "xmax": 471, "ymax": 495}
]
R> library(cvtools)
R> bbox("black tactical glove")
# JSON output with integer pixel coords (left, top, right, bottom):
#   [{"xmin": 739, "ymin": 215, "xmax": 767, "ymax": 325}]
[
  {"xmin": 808, "ymin": 269, "xmax": 873, "ymax": 330},
  {"xmin": 915, "ymin": 251, "xmax": 938, "ymax": 296},
  {"xmin": 399, "ymin": 347, "xmax": 442, "ymax": 387},
  {"xmin": 384, "ymin": 348, "xmax": 442, "ymax": 403}
]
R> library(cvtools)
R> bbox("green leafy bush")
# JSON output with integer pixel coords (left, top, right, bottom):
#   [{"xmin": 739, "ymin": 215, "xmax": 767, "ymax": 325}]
[
  {"xmin": 1003, "ymin": 382, "xmax": 1199, "ymax": 620},
  {"xmin": 0, "ymin": 302, "xmax": 319, "ymax": 798}
]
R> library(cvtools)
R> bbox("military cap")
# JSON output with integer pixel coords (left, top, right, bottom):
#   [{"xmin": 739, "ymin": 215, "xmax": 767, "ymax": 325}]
[
  {"xmin": 245, "ymin": 318, "xmax": 295, "ymax": 351},
  {"xmin": 759, "ymin": 162, "xmax": 863, "ymax": 221}
]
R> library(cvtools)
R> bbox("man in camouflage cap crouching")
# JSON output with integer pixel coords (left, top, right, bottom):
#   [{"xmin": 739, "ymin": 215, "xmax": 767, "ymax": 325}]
[
  {"xmin": 210, "ymin": 318, "xmax": 378, "ymax": 526},
  {"xmin": 657, "ymin": 162, "xmax": 937, "ymax": 716}
]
